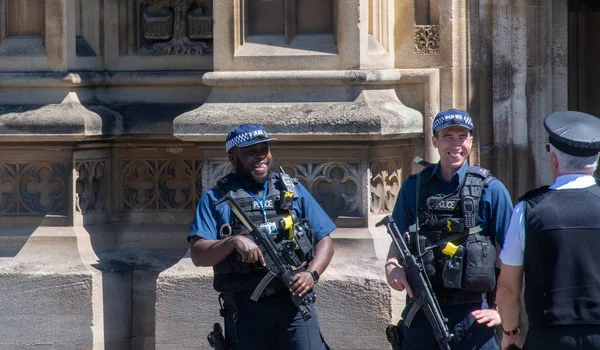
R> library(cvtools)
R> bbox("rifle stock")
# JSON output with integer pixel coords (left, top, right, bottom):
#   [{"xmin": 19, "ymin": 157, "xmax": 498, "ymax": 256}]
[
  {"xmin": 377, "ymin": 215, "xmax": 453, "ymax": 350},
  {"xmin": 215, "ymin": 192, "xmax": 316, "ymax": 321}
]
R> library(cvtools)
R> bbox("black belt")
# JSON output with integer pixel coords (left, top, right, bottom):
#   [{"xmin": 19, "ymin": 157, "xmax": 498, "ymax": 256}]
[
  {"xmin": 221, "ymin": 287, "xmax": 289, "ymax": 309},
  {"xmin": 436, "ymin": 292, "xmax": 484, "ymax": 306}
]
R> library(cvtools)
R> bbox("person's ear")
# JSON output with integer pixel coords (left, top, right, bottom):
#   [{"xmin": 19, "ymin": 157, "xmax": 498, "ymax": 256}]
[
  {"xmin": 228, "ymin": 152, "xmax": 236, "ymax": 169},
  {"xmin": 432, "ymin": 135, "xmax": 439, "ymax": 148},
  {"xmin": 550, "ymin": 151, "xmax": 558, "ymax": 172}
]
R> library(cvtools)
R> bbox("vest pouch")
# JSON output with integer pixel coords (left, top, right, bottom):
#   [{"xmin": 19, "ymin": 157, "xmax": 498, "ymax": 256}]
[
  {"xmin": 418, "ymin": 235, "xmax": 436, "ymax": 277},
  {"xmin": 462, "ymin": 234, "xmax": 496, "ymax": 292},
  {"xmin": 442, "ymin": 246, "xmax": 464, "ymax": 289}
]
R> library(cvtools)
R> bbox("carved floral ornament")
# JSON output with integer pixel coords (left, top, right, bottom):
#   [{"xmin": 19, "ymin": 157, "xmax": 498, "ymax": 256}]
[
  {"xmin": 370, "ymin": 160, "xmax": 402, "ymax": 215},
  {"xmin": 121, "ymin": 159, "xmax": 202, "ymax": 211},
  {"xmin": 414, "ymin": 25, "xmax": 440, "ymax": 54},
  {"xmin": 0, "ymin": 163, "xmax": 66, "ymax": 215},
  {"xmin": 75, "ymin": 160, "xmax": 107, "ymax": 215},
  {"xmin": 140, "ymin": 0, "xmax": 213, "ymax": 55}
]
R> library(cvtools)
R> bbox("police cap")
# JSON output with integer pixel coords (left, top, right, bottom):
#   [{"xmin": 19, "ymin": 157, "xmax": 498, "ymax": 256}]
[
  {"xmin": 544, "ymin": 111, "xmax": 600, "ymax": 157},
  {"xmin": 432, "ymin": 108, "xmax": 474, "ymax": 133}
]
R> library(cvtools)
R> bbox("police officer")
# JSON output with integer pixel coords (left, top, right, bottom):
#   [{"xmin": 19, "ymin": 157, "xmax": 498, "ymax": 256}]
[
  {"xmin": 188, "ymin": 124, "xmax": 335, "ymax": 350},
  {"xmin": 497, "ymin": 111, "xmax": 600, "ymax": 350},
  {"xmin": 385, "ymin": 108, "xmax": 514, "ymax": 349}
]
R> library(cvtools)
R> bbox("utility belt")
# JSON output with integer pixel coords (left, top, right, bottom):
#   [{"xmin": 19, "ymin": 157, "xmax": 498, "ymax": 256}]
[
  {"xmin": 220, "ymin": 285, "xmax": 290, "ymax": 311},
  {"xmin": 435, "ymin": 292, "xmax": 485, "ymax": 306}
]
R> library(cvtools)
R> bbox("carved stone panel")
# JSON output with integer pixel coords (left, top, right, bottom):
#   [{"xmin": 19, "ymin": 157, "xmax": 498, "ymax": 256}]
[
  {"xmin": 139, "ymin": 0, "xmax": 213, "ymax": 55},
  {"xmin": 370, "ymin": 159, "xmax": 403, "ymax": 215},
  {"xmin": 414, "ymin": 25, "xmax": 440, "ymax": 54},
  {"xmin": 7, "ymin": 0, "xmax": 43, "ymax": 36},
  {"xmin": 248, "ymin": 0, "xmax": 285, "ymax": 35},
  {"xmin": 120, "ymin": 159, "xmax": 202, "ymax": 211},
  {"xmin": 0, "ymin": 162, "xmax": 66, "ymax": 215},
  {"xmin": 279, "ymin": 162, "xmax": 361, "ymax": 219},
  {"xmin": 297, "ymin": 0, "xmax": 333, "ymax": 34},
  {"xmin": 203, "ymin": 159, "xmax": 232, "ymax": 193},
  {"xmin": 75, "ymin": 160, "xmax": 107, "ymax": 215}
]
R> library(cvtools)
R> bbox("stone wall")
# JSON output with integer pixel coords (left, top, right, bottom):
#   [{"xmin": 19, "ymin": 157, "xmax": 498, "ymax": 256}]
[{"xmin": 0, "ymin": 0, "xmax": 589, "ymax": 349}]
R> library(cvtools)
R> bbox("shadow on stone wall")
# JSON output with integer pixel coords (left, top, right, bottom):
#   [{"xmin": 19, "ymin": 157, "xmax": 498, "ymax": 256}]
[
  {"xmin": 0, "ymin": 226, "xmax": 36, "ymax": 257},
  {"xmin": 84, "ymin": 223, "xmax": 189, "ymax": 349}
]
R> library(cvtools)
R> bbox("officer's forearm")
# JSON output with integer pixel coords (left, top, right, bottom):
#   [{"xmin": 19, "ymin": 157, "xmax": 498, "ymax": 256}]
[
  {"xmin": 189, "ymin": 236, "xmax": 236, "ymax": 267},
  {"xmin": 496, "ymin": 264, "xmax": 524, "ymax": 332},
  {"xmin": 386, "ymin": 241, "xmax": 401, "ymax": 266},
  {"xmin": 307, "ymin": 235, "xmax": 334, "ymax": 276}
]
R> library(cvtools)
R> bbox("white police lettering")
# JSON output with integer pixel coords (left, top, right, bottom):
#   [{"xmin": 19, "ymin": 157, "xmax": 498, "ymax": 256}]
[
  {"xmin": 253, "ymin": 199, "xmax": 274, "ymax": 210},
  {"xmin": 433, "ymin": 113, "xmax": 472, "ymax": 129},
  {"xmin": 436, "ymin": 200, "xmax": 458, "ymax": 210}
]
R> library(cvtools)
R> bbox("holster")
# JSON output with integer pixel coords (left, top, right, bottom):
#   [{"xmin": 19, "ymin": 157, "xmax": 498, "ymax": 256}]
[
  {"xmin": 207, "ymin": 322, "xmax": 229, "ymax": 350},
  {"xmin": 386, "ymin": 322, "xmax": 406, "ymax": 350}
]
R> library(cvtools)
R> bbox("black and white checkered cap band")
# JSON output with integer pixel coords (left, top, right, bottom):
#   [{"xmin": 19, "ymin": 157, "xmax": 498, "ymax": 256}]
[{"xmin": 225, "ymin": 130, "xmax": 268, "ymax": 152}]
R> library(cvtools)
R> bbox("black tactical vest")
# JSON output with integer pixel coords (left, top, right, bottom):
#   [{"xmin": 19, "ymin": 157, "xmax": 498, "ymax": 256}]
[
  {"xmin": 523, "ymin": 184, "xmax": 600, "ymax": 328},
  {"xmin": 212, "ymin": 173, "xmax": 305, "ymax": 294},
  {"xmin": 414, "ymin": 165, "xmax": 497, "ymax": 295}
]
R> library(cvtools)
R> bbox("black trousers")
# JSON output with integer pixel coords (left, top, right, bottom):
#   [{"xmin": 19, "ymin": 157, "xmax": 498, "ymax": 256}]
[
  {"xmin": 224, "ymin": 292, "xmax": 327, "ymax": 350},
  {"xmin": 525, "ymin": 325, "xmax": 600, "ymax": 350}
]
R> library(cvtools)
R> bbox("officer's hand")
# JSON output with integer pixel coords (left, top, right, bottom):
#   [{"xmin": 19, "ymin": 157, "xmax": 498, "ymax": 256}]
[
  {"xmin": 472, "ymin": 308, "xmax": 501, "ymax": 327},
  {"xmin": 289, "ymin": 271, "xmax": 314, "ymax": 297},
  {"xmin": 231, "ymin": 236, "xmax": 266, "ymax": 266},
  {"xmin": 385, "ymin": 262, "xmax": 413, "ymax": 298}
]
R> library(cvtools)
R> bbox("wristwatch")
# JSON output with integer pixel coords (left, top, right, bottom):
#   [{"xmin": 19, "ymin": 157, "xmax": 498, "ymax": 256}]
[
  {"xmin": 307, "ymin": 269, "xmax": 320, "ymax": 284},
  {"xmin": 502, "ymin": 327, "xmax": 520, "ymax": 337}
]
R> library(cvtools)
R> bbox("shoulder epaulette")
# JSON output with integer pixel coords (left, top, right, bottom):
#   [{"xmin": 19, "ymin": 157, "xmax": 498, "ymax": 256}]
[
  {"xmin": 466, "ymin": 165, "xmax": 496, "ymax": 186},
  {"xmin": 518, "ymin": 185, "xmax": 551, "ymax": 202}
]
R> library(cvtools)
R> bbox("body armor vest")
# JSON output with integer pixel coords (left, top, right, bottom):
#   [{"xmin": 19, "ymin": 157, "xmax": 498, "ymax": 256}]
[
  {"xmin": 523, "ymin": 184, "xmax": 600, "ymax": 328},
  {"xmin": 212, "ymin": 173, "xmax": 314, "ymax": 294},
  {"xmin": 414, "ymin": 165, "xmax": 497, "ymax": 295}
]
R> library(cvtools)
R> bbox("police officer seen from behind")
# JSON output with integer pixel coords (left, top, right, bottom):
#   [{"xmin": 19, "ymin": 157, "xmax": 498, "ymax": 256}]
[
  {"xmin": 385, "ymin": 108, "xmax": 514, "ymax": 349},
  {"xmin": 188, "ymin": 124, "xmax": 335, "ymax": 349},
  {"xmin": 497, "ymin": 111, "xmax": 600, "ymax": 350}
]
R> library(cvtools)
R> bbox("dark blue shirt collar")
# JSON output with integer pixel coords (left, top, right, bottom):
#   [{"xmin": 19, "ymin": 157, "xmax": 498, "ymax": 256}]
[{"xmin": 430, "ymin": 161, "xmax": 469, "ymax": 184}]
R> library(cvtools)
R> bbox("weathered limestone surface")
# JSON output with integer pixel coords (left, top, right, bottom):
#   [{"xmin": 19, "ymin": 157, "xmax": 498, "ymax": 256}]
[
  {"xmin": 155, "ymin": 229, "xmax": 398, "ymax": 350},
  {"xmin": 0, "ymin": 0, "xmax": 587, "ymax": 349}
]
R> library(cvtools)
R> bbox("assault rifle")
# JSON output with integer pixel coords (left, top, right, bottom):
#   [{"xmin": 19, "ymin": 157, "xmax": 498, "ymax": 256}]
[
  {"xmin": 377, "ymin": 215, "xmax": 453, "ymax": 350},
  {"xmin": 215, "ymin": 192, "xmax": 316, "ymax": 321}
]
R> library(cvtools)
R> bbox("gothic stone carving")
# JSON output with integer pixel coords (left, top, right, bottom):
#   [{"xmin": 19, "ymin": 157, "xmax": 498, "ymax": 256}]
[
  {"xmin": 203, "ymin": 160, "xmax": 232, "ymax": 193},
  {"xmin": 121, "ymin": 159, "xmax": 202, "ymax": 211},
  {"xmin": 280, "ymin": 162, "xmax": 361, "ymax": 219},
  {"xmin": 140, "ymin": 0, "xmax": 212, "ymax": 55},
  {"xmin": 0, "ymin": 162, "xmax": 66, "ymax": 215},
  {"xmin": 370, "ymin": 159, "xmax": 402, "ymax": 215},
  {"xmin": 75, "ymin": 160, "xmax": 107, "ymax": 215},
  {"xmin": 414, "ymin": 25, "xmax": 440, "ymax": 54}
]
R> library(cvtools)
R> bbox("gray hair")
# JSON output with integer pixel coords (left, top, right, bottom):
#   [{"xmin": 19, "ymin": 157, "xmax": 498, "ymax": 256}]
[{"xmin": 549, "ymin": 144, "xmax": 599, "ymax": 174}]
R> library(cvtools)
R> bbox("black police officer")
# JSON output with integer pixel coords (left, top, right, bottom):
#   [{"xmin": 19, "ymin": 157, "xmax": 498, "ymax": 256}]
[
  {"xmin": 188, "ymin": 124, "xmax": 335, "ymax": 349},
  {"xmin": 497, "ymin": 111, "xmax": 600, "ymax": 350}
]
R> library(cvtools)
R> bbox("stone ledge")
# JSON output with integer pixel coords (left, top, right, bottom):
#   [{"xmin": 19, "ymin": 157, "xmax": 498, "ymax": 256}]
[
  {"xmin": 174, "ymin": 98, "xmax": 422, "ymax": 142},
  {"xmin": 0, "ymin": 101, "xmax": 122, "ymax": 140}
]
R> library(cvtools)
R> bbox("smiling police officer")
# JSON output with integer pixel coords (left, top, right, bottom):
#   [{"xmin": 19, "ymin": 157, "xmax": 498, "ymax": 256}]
[
  {"xmin": 497, "ymin": 111, "xmax": 600, "ymax": 350},
  {"xmin": 188, "ymin": 124, "xmax": 335, "ymax": 350},
  {"xmin": 385, "ymin": 108, "xmax": 514, "ymax": 350}
]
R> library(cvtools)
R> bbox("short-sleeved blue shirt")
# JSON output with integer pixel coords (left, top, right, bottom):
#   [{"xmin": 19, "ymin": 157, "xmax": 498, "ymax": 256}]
[
  {"xmin": 391, "ymin": 162, "xmax": 513, "ymax": 247},
  {"xmin": 188, "ymin": 174, "xmax": 336, "ymax": 242}
]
